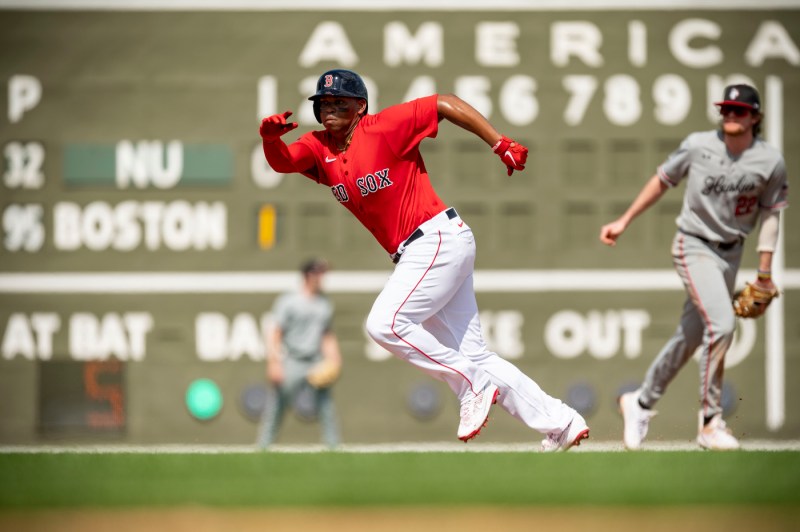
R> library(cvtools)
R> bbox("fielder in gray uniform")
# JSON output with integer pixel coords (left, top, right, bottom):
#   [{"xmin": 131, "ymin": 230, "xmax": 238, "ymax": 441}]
[
  {"xmin": 257, "ymin": 258, "xmax": 341, "ymax": 449},
  {"xmin": 599, "ymin": 84, "xmax": 789, "ymax": 450}
]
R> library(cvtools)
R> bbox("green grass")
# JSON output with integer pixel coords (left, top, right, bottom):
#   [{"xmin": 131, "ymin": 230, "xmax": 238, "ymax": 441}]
[{"xmin": 1, "ymin": 451, "xmax": 798, "ymax": 508}]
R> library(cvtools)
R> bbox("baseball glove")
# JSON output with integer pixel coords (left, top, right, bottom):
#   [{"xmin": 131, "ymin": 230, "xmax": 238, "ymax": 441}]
[
  {"xmin": 306, "ymin": 358, "xmax": 341, "ymax": 389},
  {"xmin": 732, "ymin": 282, "xmax": 779, "ymax": 319}
]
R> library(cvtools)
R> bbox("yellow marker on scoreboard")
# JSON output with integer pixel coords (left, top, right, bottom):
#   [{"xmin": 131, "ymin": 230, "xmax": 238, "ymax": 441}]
[{"xmin": 258, "ymin": 204, "xmax": 276, "ymax": 250}]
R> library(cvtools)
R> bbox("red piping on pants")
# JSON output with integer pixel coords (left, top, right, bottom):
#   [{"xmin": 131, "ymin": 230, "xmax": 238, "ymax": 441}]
[
  {"xmin": 677, "ymin": 234, "xmax": 715, "ymax": 418},
  {"xmin": 390, "ymin": 230, "xmax": 476, "ymax": 395}
]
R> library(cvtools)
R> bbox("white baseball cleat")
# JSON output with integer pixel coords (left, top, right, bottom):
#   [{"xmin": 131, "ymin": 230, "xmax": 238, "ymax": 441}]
[
  {"xmin": 457, "ymin": 384, "xmax": 499, "ymax": 442},
  {"xmin": 697, "ymin": 413, "xmax": 740, "ymax": 451},
  {"xmin": 540, "ymin": 412, "xmax": 590, "ymax": 452},
  {"xmin": 619, "ymin": 391, "xmax": 658, "ymax": 450}
]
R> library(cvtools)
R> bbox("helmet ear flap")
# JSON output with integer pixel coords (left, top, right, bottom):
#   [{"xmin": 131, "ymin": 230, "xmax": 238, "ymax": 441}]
[{"xmin": 313, "ymin": 100, "xmax": 321, "ymax": 123}]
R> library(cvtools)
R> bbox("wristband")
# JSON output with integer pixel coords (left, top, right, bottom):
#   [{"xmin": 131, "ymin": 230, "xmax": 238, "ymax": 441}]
[
  {"xmin": 492, "ymin": 136, "xmax": 514, "ymax": 154},
  {"xmin": 757, "ymin": 269, "xmax": 772, "ymax": 281}
]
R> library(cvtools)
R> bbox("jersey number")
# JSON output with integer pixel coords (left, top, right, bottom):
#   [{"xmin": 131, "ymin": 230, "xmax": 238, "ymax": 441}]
[{"xmin": 735, "ymin": 195, "xmax": 758, "ymax": 216}]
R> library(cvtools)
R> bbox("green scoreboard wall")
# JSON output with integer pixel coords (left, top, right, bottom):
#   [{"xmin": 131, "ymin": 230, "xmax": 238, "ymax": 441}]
[{"xmin": 1, "ymin": 2, "xmax": 799, "ymax": 444}]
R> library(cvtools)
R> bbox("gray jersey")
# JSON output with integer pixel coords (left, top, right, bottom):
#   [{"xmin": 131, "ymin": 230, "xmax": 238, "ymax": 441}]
[
  {"xmin": 272, "ymin": 291, "xmax": 333, "ymax": 360},
  {"xmin": 658, "ymin": 130, "xmax": 788, "ymax": 243}
]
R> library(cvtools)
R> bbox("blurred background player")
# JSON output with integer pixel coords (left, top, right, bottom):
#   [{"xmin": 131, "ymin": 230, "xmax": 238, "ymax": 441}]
[
  {"xmin": 259, "ymin": 69, "xmax": 588, "ymax": 452},
  {"xmin": 599, "ymin": 84, "xmax": 789, "ymax": 450},
  {"xmin": 257, "ymin": 258, "xmax": 341, "ymax": 449}
]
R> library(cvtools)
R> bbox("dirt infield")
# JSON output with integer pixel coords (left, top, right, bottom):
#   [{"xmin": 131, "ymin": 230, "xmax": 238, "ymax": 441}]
[{"xmin": 1, "ymin": 507, "xmax": 797, "ymax": 532}]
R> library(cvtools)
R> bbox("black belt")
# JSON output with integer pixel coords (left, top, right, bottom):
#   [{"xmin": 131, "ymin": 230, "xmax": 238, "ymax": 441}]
[
  {"xmin": 679, "ymin": 229, "xmax": 742, "ymax": 251},
  {"xmin": 392, "ymin": 208, "xmax": 458, "ymax": 264}
]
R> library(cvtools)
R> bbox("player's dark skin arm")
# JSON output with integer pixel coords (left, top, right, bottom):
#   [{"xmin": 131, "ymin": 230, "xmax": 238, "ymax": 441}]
[
  {"xmin": 264, "ymin": 94, "xmax": 517, "ymax": 174},
  {"xmin": 436, "ymin": 93, "xmax": 504, "ymax": 147}
]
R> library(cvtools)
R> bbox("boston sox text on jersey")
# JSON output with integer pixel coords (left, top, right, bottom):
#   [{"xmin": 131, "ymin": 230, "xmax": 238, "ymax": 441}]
[{"xmin": 295, "ymin": 95, "xmax": 446, "ymax": 255}]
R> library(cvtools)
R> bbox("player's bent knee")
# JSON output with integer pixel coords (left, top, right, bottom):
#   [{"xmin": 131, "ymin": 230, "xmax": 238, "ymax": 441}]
[{"xmin": 365, "ymin": 310, "xmax": 393, "ymax": 345}]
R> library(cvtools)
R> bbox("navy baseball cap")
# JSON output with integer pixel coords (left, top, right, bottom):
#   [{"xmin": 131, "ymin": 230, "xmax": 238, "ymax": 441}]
[{"xmin": 715, "ymin": 84, "xmax": 761, "ymax": 111}]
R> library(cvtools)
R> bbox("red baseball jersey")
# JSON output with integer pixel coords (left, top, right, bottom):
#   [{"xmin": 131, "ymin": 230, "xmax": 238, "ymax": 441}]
[{"xmin": 295, "ymin": 95, "xmax": 447, "ymax": 254}]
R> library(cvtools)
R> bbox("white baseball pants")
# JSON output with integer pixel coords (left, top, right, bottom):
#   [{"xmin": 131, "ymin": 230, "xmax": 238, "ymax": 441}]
[{"xmin": 366, "ymin": 208, "xmax": 576, "ymax": 434}]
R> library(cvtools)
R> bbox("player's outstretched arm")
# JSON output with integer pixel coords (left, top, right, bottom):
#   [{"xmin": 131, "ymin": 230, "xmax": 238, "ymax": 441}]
[
  {"xmin": 259, "ymin": 111, "xmax": 315, "ymax": 174},
  {"xmin": 436, "ymin": 94, "xmax": 499, "ymax": 144},
  {"xmin": 437, "ymin": 93, "xmax": 527, "ymax": 176},
  {"xmin": 600, "ymin": 174, "xmax": 669, "ymax": 246}
]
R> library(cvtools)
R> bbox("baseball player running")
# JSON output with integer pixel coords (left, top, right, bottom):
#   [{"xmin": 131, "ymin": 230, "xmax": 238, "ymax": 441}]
[
  {"xmin": 600, "ymin": 84, "xmax": 789, "ymax": 450},
  {"xmin": 260, "ymin": 69, "xmax": 589, "ymax": 451}
]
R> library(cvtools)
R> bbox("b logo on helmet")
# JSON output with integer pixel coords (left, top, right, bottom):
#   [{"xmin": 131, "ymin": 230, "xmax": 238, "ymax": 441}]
[
  {"xmin": 310, "ymin": 70, "xmax": 369, "ymax": 124},
  {"xmin": 729, "ymin": 88, "xmax": 739, "ymax": 100}
]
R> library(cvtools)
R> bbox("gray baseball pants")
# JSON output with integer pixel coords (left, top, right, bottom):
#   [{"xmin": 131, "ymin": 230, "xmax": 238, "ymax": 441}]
[{"xmin": 639, "ymin": 231, "xmax": 743, "ymax": 419}]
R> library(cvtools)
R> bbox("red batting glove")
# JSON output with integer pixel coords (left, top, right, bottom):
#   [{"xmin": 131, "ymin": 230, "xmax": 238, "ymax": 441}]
[
  {"xmin": 492, "ymin": 136, "xmax": 528, "ymax": 176},
  {"xmin": 259, "ymin": 111, "xmax": 298, "ymax": 142}
]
